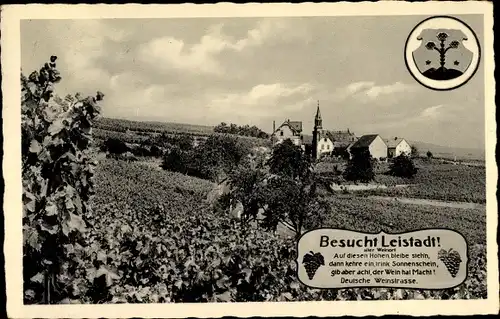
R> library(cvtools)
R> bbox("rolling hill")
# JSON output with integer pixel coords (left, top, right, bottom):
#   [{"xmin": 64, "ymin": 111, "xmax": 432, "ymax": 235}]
[
  {"xmin": 409, "ymin": 140, "xmax": 485, "ymax": 161},
  {"xmin": 95, "ymin": 117, "xmax": 485, "ymax": 161}
]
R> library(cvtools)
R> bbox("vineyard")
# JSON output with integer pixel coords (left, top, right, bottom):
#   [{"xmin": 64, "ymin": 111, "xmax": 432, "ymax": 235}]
[
  {"xmin": 369, "ymin": 161, "xmax": 486, "ymax": 204},
  {"xmin": 59, "ymin": 158, "xmax": 487, "ymax": 302},
  {"xmin": 95, "ymin": 117, "xmax": 214, "ymax": 135},
  {"xmin": 21, "ymin": 57, "xmax": 488, "ymax": 305}
]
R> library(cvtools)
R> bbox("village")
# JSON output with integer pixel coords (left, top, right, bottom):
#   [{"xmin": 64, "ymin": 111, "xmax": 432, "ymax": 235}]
[{"xmin": 270, "ymin": 101, "xmax": 413, "ymax": 162}]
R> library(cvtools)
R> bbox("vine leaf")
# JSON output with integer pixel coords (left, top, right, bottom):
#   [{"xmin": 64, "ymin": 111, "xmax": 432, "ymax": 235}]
[
  {"xmin": 62, "ymin": 212, "xmax": 86, "ymax": 236},
  {"xmin": 24, "ymin": 226, "xmax": 41, "ymax": 251},
  {"xmin": 23, "ymin": 191, "xmax": 36, "ymax": 213},
  {"xmin": 45, "ymin": 203, "xmax": 58, "ymax": 216},
  {"xmin": 48, "ymin": 119, "xmax": 65, "ymax": 136},
  {"xmin": 40, "ymin": 221, "xmax": 59, "ymax": 235},
  {"xmin": 215, "ymin": 290, "xmax": 232, "ymax": 302},
  {"xmin": 29, "ymin": 139, "xmax": 41, "ymax": 154},
  {"xmin": 30, "ymin": 272, "xmax": 44, "ymax": 284},
  {"xmin": 95, "ymin": 266, "xmax": 120, "ymax": 287}
]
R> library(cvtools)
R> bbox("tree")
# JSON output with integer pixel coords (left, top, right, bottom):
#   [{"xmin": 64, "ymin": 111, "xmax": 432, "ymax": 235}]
[
  {"xmin": 388, "ymin": 154, "xmax": 418, "ymax": 178},
  {"xmin": 427, "ymin": 150, "xmax": 433, "ymax": 159},
  {"xmin": 102, "ymin": 138, "xmax": 129, "ymax": 154},
  {"xmin": 172, "ymin": 134, "xmax": 194, "ymax": 150},
  {"xmin": 226, "ymin": 166, "xmax": 268, "ymax": 231},
  {"xmin": 223, "ymin": 138, "xmax": 329, "ymax": 239},
  {"xmin": 192, "ymin": 134, "xmax": 249, "ymax": 182},
  {"xmin": 343, "ymin": 148, "xmax": 375, "ymax": 182},
  {"xmin": 267, "ymin": 139, "xmax": 312, "ymax": 180},
  {"xmin": 258, "ymin": 173, "xmax": 329, "ymax": 239},
  {"xmin": 214, "ymin": 122, "xmax": 269, "ymax": 139},
  {"xmin": 161, "ymin": 147, "xmax": 190, "ymax": 173},
  {"xmin": 411, "ymin": 145, "xmax": 419, "ymax": 158}
]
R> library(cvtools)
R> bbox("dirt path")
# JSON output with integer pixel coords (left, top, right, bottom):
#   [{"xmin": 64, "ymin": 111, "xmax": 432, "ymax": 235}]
[
  {"xmin": 368, "ymin": 195, "xmax": 485, "ymax": 210},
  {"xmin": 330, "ymin": 183, "xmax": 412, "ymax": 191}
]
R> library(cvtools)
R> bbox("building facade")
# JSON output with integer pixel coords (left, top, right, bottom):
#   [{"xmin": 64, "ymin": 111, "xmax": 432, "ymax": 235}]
[
  {"xmin": 386, "ymin": 137, "xmax": 412, "ymax": 158},
  {"xmin": 272, "ymin": 119, "xmax": 303, "ymax": 147},
  {"xmin": 349, "ymin": 134, "xmax": 388, "ymax": 160}
]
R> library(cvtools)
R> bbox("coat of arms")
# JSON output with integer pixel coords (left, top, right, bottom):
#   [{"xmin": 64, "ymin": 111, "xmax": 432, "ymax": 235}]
[{"xmin": 405, "ymin": 16, "xmax": 480, "ymax": 90}]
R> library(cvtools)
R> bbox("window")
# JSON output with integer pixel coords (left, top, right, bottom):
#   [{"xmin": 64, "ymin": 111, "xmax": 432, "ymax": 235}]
[
  {"xmin": 327, "ymin": 145, "xmax": 330, "ymax": 150},
  {"xmin": 324, "ymin": 138, "xmax": 327, "ymax": 142},
  {"xmin": 280, "ymin": 131, "xmax": 284, "ymax": 136},
  {"xmin": 321, "ymin": 145, "xmax": 324, "ymax": 150}
]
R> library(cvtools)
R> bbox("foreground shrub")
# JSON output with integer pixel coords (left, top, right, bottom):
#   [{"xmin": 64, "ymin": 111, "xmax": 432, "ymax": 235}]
[
  {"xmin": 388, "ymin": 154, "xmax": 418, "ymax": 178},
  {"xmin": 343, "ymin": 148, "xmax": 375, "ymax": 182},
  {"xmin": 161, "ymin": 134, "xmax": 249, "ymax": 182},
  {"xmin": 161, "ymin": 147, "xmax": 190, "ymax": 173},
  {"xmin": 268, "ymin": 139, "xmax": 312, "ymax": 180},
  {"xmin": 102, "ymin": 137, "xmax": 129, "ymax": 155}
]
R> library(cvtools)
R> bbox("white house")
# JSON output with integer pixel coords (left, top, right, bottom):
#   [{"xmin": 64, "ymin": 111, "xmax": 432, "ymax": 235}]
[
  {"xmin": 348, "ymin": 134, "xmax": 387, "ymax": 160},
  {"xmin": 317, "ymin": 131, "xmax": 334, "ymax": 157},
  {"xmin": 271, "ymin": 119, "xmax": 303, "ymax": 147},
  {"xmin": 385, "ymin": 137, "xmax": 412, "ymax": 158}
]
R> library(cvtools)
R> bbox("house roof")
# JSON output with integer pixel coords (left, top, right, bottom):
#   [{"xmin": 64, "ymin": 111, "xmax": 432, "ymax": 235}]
[
  {"xmin": 288, "ymin": 121, "xmax": 303, "ymax": 133},
  {"xmin": 274, "ymin": 119, "xmax": 303, "ymax": 134},
  {"xmin": 350, "ymin": 134, "xmax": 383, "ymax": 148},
  {"xmin": 384, "ymin": 137, "xmax": 406, "ymax": 149},
  {"xmin": 333, "ymin": 141, "xmax": 352, "ymax": 149},
  {"xmin": 326, "ymin": 131, "xmax": 357, "ymax": 143}
]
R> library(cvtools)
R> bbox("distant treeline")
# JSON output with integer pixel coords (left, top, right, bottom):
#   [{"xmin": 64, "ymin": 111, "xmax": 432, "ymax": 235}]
[{"xmin": 213, "ymin": 122, "xmax": 269, "ymax": 139}]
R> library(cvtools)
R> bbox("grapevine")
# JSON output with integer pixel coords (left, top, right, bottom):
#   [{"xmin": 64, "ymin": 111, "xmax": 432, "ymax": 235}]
[{"xmin": 22, "ymin": 56, "xmax": 105, "ymax": 304}]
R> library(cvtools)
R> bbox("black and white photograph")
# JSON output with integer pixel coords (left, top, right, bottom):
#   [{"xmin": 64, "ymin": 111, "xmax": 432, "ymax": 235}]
[{"xmin": 2, "ymin": 2, "xmax": 497, "ymax": 318}]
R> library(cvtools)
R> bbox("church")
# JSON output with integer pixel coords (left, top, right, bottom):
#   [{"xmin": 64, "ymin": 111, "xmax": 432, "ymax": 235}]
[{"xmin": 271, "ymin": 101, "xmax": 357, "ymax": 159}]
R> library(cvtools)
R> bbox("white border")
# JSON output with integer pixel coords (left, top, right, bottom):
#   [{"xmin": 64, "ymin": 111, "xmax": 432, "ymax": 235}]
[
  {"xmin": 405, "ymin": 16, "xmax": 481, "ymax": 90},
  {"xmin": 2, "ymin": 2, "xmax": 497, "ymax": 318}
]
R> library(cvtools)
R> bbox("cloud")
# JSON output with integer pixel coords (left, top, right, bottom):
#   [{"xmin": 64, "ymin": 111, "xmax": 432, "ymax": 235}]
[
  {"xmin": 207, "ymin": 82, "xmax": 314, "ymax": 118},
  {"xmin": 233, "ymin": 19, "xmax": 299, "ymax": 50},
  {"xmin": 137, "ymin": 25, "xmax": 227, "ymax": 75},
  {"xmin": 335, "ymin": 81, "xmax": 417, "ymax": 103},
  {"xmin": 28, "ymin": 20, "xmax": 130, "ymax": 97},
  {"xmin": 420, "ymin": 104, "xmax": 446, "ymax": 119},
  {"xmin": 137, "ymin": 19, "xmax": 300, "ymax": 75}
]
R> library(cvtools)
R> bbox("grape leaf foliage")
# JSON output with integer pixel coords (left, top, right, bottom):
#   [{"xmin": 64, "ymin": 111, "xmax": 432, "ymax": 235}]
[{"xmin": 22, "ymin": 56, "xmax": 105, "ymax": 304}]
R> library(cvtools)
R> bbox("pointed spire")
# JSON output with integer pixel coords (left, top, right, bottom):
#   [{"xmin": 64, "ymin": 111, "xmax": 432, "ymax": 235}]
[
  {"xmin": 315, "ymin": 100, "xmax": 322, "ymax": 120},
  {"xmin": 314, "ymin": 100, "xmax": 322, "ymax": 129}
]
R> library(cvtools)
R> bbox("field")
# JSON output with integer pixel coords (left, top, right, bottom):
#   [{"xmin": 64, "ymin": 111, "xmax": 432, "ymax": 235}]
[
  {"xmin": 94, "ymin": 121, "xmax": 272, "ymax": 149},
  {"xmin": 319, "ymin": 159, "xmax": 486, "ymax": 204},
  {"xmin": 368, "ymin": 160, "xmax": 486, "ymax": 204},
  {"xmin": 323, "ymin": 195, "xmax": 485, "ymax": 245},
  {"xmin": 80, "ymin": 156, "xmax": 487, "ymax": 302},
  {"xmin": 95, "ymin": 117, "xmax": 215, "ymax": 135},
  {"xmin": 86, "ymin": 117, "xmax": 488, "ymax": 302}
]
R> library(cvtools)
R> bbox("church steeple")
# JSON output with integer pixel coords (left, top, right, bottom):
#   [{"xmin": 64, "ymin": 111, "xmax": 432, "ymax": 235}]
[
  {"xmin": 311, "ymin": 100, "xmax": 322, "ymax": 160},
  {"xmin": 314, "ymin": 100, "xmax": 322, "ymax": 129}
]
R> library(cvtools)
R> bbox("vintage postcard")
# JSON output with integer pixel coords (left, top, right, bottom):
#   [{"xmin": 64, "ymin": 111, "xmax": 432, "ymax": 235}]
[{"xmin": 2, "ymin": 2, "xmax": 498, "ymax": 318}]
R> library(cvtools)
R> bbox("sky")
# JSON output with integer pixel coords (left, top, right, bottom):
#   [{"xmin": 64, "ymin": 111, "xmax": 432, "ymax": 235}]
[{"xmin": 21, "ymin": 15, "xmax": 484, "ymax": 149}]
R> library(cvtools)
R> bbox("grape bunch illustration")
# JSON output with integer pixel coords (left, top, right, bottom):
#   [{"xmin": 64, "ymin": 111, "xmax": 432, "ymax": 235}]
[
  {"xmin": 438, "ymin": 248, "xmax": 462, "ymax": 278},
  {"xmin": 302, "ymin": 251, "xmax": 325, "ymax": 280}
]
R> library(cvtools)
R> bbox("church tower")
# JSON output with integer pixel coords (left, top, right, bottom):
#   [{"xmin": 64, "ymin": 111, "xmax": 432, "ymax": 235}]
[
  {"xmin": 314, "ymin": 101, "xmax": 322, "ymax": 130},
  {"xmin": 311, "ymin": 101, "xmax": 322, "ymax": 160}
]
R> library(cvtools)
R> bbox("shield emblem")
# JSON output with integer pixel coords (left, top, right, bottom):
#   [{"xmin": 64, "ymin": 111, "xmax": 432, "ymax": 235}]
[
  {"xmin": 412, "ymin": 28, "xmax": 473, "ymax": 81},
  {"xmin": 405, "ymin": 16, "xmax": 480, "ymax": 90}
]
